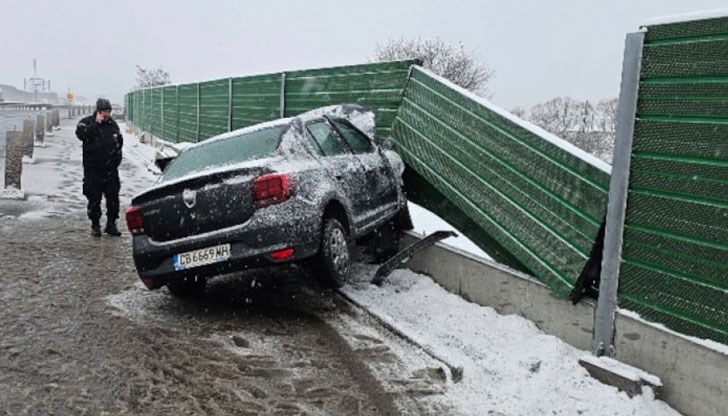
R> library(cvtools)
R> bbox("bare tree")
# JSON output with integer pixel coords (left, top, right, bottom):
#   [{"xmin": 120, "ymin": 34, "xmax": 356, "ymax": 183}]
[
  {"xmin": 373, "ymin": 38, "xmax": 494, "ymax": 95},
  {"xmin": 577, "ymin": 100, "xmax": 595, "ymax": 133},
  {"xmin": 135, "ymin": 65, "xmax": 171, "ymax": 88},
  {"xmin": 595, "ymin": 98, "xmax": 618, "ymax": 134},
  {"xmin": 526, "ymin": 96, "xmax": 617, "ymax": 163},
  {"xmin": 528, "ymin": 97, "xmax": 581, "ymax": 136}
]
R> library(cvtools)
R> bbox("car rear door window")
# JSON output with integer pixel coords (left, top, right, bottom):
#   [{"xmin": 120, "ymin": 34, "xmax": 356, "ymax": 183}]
[
  {"xmin": 330, "ymin": 119, "xmax": 374, "ymax": 154},
  {"xmin": 306, "ymin": 122, "xmax": 348, "ymax": 156},
  {"xmin": 162, "ymin": 125, "xmax": 285, "ymax": 182}
]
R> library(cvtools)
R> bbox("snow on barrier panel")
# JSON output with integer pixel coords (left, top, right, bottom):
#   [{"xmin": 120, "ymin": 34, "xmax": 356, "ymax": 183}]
[
  {"xmin": 619, "ymin": 15, "xmax": 728, "ymax": 345},
  {"xmin": 391, "ymin": 67, "xmax": 611, "ymax": 298}
]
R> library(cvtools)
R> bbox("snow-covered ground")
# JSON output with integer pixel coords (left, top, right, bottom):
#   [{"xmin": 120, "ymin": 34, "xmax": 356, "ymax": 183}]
[{"xmin": 0, "ymin": 118, "xmax": 684, "ymax": 415}]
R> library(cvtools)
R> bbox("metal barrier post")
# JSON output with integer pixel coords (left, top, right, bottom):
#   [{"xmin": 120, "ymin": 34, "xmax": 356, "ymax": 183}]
[
  {"xmin": 228, "ymin": 77, "xmax": 233, "ymax": 132},
  {"xmin": 280, "ymin": 72, "xmax": 286, "ymax": 118},
  {"xmin": 592, "ymin": 31, "xmax": 645, "ymax": 357}
]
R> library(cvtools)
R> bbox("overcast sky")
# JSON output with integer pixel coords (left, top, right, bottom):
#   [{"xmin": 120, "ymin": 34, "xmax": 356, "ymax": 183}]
[{"xmin": 2, "ymin": 0, "xmax": 726, "ymax": 110}]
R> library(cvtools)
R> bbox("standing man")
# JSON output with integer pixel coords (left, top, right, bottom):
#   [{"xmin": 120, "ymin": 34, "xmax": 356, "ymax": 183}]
[{"xmin": 75, "ymin": 98, "xmax": 123, "ymax": 237}]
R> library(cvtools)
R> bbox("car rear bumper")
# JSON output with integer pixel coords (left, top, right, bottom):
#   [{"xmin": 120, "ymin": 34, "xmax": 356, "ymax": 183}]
[
  {"xmin": 135, "ymin": 239, "xmax": 320, "ymax": 289},
  {"xmin": 131, "ymin": 213, "xmax": 321, "ymax": 288}
]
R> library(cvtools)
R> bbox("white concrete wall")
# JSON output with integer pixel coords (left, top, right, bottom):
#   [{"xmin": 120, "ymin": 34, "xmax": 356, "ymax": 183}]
[{"xmin": 401, "ymin": 232, "xmax": 728, "ymax": 416}]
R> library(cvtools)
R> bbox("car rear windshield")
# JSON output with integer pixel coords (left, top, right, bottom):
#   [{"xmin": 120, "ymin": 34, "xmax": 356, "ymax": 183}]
[{"xmin": 161, "ymin": 126, "xmax": 286, "ymax": 182}]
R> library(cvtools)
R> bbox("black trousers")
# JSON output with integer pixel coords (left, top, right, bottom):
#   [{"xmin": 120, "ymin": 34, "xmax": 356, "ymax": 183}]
[{"xmin": 83, "ymin": 168, "xmax": 120, "ymax": 225}]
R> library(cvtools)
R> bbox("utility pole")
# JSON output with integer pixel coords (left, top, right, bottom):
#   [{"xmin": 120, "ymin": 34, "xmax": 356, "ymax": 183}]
[{"xmin": 23, "ymin": 58, "xmax": 51, "ymax": 103}]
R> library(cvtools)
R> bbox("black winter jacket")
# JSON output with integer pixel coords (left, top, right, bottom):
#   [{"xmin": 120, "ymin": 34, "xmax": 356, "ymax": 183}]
[{"xmin": 76, "ymin": 113, "xmax": 123, "ymax": 170}]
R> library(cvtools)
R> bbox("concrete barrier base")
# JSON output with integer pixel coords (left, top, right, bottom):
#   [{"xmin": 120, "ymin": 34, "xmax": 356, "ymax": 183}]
[{"xmin": 401, "ymin": 231, "xmax": 728, "ymax": 416}]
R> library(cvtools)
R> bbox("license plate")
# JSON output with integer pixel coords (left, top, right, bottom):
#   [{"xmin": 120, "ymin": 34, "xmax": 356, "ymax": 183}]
[{"xmin": 173, "ymin": 244, "xmax": 231, "ymax": 271}]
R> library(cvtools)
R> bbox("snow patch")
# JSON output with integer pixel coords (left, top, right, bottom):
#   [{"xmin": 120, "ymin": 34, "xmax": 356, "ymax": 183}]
[
  {"xmin": 644, "ymin": 8, "xmax": 728, "ymax": 26},
  {"xmin": 580, "ymin": 354, "xmax": 663, "ymax": 387},
  {"xmin": 0, "ymin": 186, "xmax": 25, "ymax": 200}
]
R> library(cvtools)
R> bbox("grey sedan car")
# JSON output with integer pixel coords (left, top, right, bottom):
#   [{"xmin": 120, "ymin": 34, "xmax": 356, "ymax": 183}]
[{"xmin": 126, "ymin": 104, "xmax": 412, "ymax": 296}]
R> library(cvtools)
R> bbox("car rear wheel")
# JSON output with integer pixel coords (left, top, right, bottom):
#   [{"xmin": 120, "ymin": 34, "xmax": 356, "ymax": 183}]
[
  {"xmin": 167, "ymin": 276, "xmax": 207, "ymax": 298},
  {"xmin": 313, "ymin": 217, "xmax": 350, "ymax": 288}
]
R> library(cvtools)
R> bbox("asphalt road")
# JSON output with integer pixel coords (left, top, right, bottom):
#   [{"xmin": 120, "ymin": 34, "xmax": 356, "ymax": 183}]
[{"xmin": 0, "ymin": 119, "xmax": 455, "ymax": 415}]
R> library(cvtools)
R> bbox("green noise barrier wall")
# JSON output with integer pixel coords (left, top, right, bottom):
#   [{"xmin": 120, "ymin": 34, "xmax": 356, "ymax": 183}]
[
  {"xmin": 392, "ymin": 67, "xmax": 611, "ymax": 298},
  {"xmin": 123, "ymin": 48, "xmax": 726, "ymax": 345},
  {"xmin": 125, "ymin": 60, "xmax": 413, "ymax": 143},
  {"xmin": 284, "ymin": 61, "xmax": 411, "ymax": 137},
  {"xmin": 620, "ymin": 16, "xmax": 728, "ymax": 344}
]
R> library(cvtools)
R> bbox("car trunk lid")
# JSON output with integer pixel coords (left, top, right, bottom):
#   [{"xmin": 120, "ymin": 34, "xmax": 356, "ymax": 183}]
[{"xmin": 133, "ymin": 166, "xmax": 272, "ymax": 242}]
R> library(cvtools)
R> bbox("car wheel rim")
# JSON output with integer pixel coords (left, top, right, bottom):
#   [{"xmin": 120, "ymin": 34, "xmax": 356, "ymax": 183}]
[{"xmin": 329, "ymin": 227, "xmax": 349, "ymax": 276}]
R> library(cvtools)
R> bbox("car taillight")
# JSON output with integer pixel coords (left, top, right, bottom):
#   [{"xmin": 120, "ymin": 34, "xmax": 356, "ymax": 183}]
[
  {"xmin": 253, "ymin": 174, "xmax": 295, "ymax": 208},
  {"xmin": 269, "ymin": 248, "xmax": 295, "ymax": 261},
  {"xmin": 125, "ymin": 206, "xmax": 145, "ymax": 235}
]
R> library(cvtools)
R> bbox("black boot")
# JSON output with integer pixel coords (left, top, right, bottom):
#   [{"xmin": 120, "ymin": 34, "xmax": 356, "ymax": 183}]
[
  {"xmin": 91, "ymin": 221, "xmax": 101, "ymax": 238},
  {"xmin": 104, "ymin": 221, "xmax": 122, "ymax": 237}
]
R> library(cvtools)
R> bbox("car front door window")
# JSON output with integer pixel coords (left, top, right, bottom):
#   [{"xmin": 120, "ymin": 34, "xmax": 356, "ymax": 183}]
[
  {"xmin": 305, "ymin": 121, "xmax": 370, "ymax": 229},
  {"xmin": 307, "ymin": 122, "xmax": 348, "ymax": 156},
  {"xmin": 330, "ymin": 119, "xmax": 398, "ymax": 220},
  {"xmin": 329, "ymin": 119, "xmax": 374, "ymax": 154}
]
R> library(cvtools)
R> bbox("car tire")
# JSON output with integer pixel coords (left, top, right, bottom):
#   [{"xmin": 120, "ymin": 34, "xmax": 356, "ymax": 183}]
[
  {"xmin": 313, "ymin": 217, "xmax": 350, "ymax": 288},
  {"xmin": 167, "ymin": 276, "xmax": 207, "ymax": 298}
]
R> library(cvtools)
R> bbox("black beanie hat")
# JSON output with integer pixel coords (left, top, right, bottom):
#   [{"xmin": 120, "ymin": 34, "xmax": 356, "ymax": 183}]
[{"xmin": 96, "ymin": 98, "xmax": 112, "ymax": 112}]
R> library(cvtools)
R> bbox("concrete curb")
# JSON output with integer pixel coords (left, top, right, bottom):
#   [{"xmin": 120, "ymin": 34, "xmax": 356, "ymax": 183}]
[{"xmin": 335, "ymin": 289, "xmax": 464, "ymax": 384}]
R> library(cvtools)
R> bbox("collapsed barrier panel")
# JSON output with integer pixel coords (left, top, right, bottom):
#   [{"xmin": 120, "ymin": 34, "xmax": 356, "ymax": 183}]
[{"xmin": 392, "ymin": 67, "xmax": 611, "ymax": 298}]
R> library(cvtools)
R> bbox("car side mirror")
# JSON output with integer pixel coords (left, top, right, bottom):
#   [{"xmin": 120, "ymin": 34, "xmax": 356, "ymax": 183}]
[
  {"xmin": 380, "ymin": 138, "xmax": 395, "ymax": 151},
  {"xmin": 155, "ymin": 156, "xmax": 176, "ymax": 172}
]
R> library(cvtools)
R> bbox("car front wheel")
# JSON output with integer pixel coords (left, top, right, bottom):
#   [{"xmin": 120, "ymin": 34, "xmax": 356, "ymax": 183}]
[{"xmin": 313, "ymin": 217, "xmax": 350, "ymax": 288}]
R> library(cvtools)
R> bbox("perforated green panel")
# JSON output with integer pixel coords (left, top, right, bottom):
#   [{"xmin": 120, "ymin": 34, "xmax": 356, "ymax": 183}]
[
  {"xmin": 622, "ymin": 16, "xmax": 728, "ymax": 345},
  {"xmin": 177, "ymin": 84, "xmax": 198, "ymax": 143},
  {"xmin": 143, "ymin": 89, "xmax": 152, "ymax": 132},
  {"xmin": 391, "ymin": 68, "xmax": 610, "ymax": 297},
  {"xmin": 162, "ymin": 86, "xmax": 178, "ymax": 142},
  {"xmin": 199, "ymin": 80, "xmax": 229, "ymax": 140},
  {"xmin": 149, "ymin": 89, "xmax": 162, "ymax": 138},
  {"xmin": 231, "ymin": 73, "xmax": 280, "ymax": 130},
  {"xmin": 284, "ymin": 61, "xmax": 412, "ymax": 137}
]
